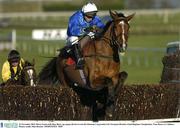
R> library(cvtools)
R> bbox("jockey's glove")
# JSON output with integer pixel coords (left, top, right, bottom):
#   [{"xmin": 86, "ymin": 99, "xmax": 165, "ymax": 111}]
[
  {"xmin": 84, "ymin": 26, "xmax": 98, "ymax": 33},
  {"xmin": 10, "ymin": 77, "xmax": 14, "ymax": 81},
  {"xmin": 84, "ymin": 27, "xmax": 91, "ymax": 33},
  {"xmin": 87, "ymin": 32, "xmax": 95, "ymax": 39}
]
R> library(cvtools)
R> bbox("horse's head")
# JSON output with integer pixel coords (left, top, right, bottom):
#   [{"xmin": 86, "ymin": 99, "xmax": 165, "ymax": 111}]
[
  {"xmin": 109, "ymin": 10, "xmax": 135, "ymax": 52},
  {"xmin": 21, "ymin": 60, "xmax": 37, "ymax": 86}
]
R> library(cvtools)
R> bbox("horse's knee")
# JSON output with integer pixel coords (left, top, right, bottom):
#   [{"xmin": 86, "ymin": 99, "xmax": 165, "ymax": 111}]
[
  {"xmin": 114, "ymin": 71, "xmax": 128, "ymax": 97},
  {"xmin": 119, "ymin": 71, "xmax": 128, "ymax": 80}
]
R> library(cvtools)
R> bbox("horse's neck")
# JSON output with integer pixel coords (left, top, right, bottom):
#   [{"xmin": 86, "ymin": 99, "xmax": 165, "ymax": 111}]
[
  {"xmin": 94, "ymin": 24, "xmax": 114, "ymax": 54},
  {"xmin": 83, "ymin": 24, "xmax": 116, "ymax": 56},
  {"xmin": 103, "ymin": 23, "xmax": 113, "ymax": 41}
]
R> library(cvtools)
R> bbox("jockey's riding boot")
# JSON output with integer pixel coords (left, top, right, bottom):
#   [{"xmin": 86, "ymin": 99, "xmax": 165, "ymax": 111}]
[{"xmin": 74, "ymin": 44, "xmax": 85, "ymax": 69}]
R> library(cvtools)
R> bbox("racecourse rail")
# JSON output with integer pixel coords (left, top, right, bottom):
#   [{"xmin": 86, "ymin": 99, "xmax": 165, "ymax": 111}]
[{"xmin": 0, "ymin": 9, "xmax": 180, "ymax": 18}]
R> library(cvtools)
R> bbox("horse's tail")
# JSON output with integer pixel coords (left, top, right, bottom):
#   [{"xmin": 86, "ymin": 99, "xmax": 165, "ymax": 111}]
[{"xmin": 38, "ymin": 57, "xmax": 59, "ymax": 85}]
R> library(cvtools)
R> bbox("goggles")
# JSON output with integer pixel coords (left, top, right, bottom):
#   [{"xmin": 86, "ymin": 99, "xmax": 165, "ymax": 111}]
[
  {"xmin": 10, "ymin": 58, "xmax": 20, "ymax": 63},
  {"xmin": 84, "ymin": 12, "xmax": 97, "ymax": 18}
]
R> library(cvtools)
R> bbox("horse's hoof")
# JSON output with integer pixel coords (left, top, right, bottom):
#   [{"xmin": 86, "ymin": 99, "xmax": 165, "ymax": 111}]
[
  {"xmin": 105, "ymin": 112, "xmax": 113, "ymax": 120},
  {"xmin": 105, "ymin": 104, "xmax": 114, "ymax": 120},
  {"xmin": 107, "ymin": 113, "xmax": 113, "ymax": 118}
]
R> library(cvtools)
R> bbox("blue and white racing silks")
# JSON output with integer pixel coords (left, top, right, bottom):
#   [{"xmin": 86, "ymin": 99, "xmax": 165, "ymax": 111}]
[{"xmin": 67, "ymin": 10, "xmax": 105, "ymax": 37}]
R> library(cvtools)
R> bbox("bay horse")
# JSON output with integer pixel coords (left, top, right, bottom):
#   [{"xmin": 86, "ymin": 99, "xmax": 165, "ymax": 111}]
[
  {"xmin": 38, "ymin": 10, "xmax": 134, "ymax": 119},
  {"xmin": 1, "ymin": 60, "xmax": 37, "ymax": 87}
]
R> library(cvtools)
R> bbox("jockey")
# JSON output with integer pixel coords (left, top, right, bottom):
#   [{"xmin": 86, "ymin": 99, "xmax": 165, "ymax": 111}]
[
  {"xmin": 66, "ymin": 2, "xmax": 105, "ymax": 69},
  {"xmin": 1, "ymin": 50, "xmax": 25, "ymax": 83}
]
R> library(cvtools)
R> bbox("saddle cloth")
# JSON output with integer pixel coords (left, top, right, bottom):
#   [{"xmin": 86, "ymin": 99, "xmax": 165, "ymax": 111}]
[{"xmin": 66, "ymin": 57, "xmax": 75, "ymax": 65}]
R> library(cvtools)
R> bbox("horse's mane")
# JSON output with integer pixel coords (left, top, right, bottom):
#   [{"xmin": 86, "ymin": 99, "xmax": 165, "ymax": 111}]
[
  {"xmin": 117, "ymin": 12, "xmax": 125, "ymax": 18},
  {"xmin": 24, "ymin": 61, "xmax": 33, "ymax": 67},
  {"xmin": 97, "ymin": 12, "xmax": 125, "ymax": 39},
  {"xmin": 94, "ymin": 21, "xmax": 112, "ymax": 40}
]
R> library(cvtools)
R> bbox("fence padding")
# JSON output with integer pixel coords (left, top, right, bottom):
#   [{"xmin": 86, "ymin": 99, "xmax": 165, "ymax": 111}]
[{"xmin": 0, "ymin": 84, "xmax": 179, "ymax": 120}]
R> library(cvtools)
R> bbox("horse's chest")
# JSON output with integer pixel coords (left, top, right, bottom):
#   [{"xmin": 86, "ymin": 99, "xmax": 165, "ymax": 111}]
[{"xmin": 93, "ymin": 60, "xmax": 119, "ymax": 76}]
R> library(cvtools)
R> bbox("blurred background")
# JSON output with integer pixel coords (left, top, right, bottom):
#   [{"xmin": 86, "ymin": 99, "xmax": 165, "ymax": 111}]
[{"xmin": 0, "ymin": 0, "xmax": 180, "ymax": 84}]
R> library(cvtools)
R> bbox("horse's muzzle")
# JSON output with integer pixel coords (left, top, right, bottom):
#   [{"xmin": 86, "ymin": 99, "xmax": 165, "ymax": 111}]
[{"xmin": 119, "ymin": 43, "xmax": 127, "ymax": 53}]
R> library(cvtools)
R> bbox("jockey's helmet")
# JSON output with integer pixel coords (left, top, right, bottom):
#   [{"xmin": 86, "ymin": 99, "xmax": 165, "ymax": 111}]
[
  {"xmin": 82, "ymin": 2, "xmax": 98, "ymax": 18},
  {"xmin": 8, "ymin": 49, "xmax": 20, "ymax": 63}
]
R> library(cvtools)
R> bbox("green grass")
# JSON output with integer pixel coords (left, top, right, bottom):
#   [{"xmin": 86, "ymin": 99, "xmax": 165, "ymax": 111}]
[
  {"xmin": 121, "ymin": 51, "xmax": 164, "ymax": 84},
  {"xmin": 129, "ymin": 34, "xmax": 179, "ymax": 48},
  {"xmin": 122, "ymin": 66, "xmax": 162, "ymax": 84}
]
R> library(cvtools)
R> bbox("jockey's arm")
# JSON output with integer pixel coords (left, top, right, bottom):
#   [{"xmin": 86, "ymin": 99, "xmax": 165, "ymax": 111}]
[
  {"xmin": 94, "ymin": 16, "xmax": 105, "ymax": 29},
  {"xmin": 2, "ymin": 61, "xmax": 11, "ymax": 82},
  {"xmin": 83, "ymin": 25, "xmax": 103, "ymax": 39},
  {"xmin": 20, "ymin": 58, "xmax": 25, "ymax": 67},
  {"xmin": 92, "ymin": 25, "xmax": 104, "ymax": 33},
  {"xmin": 68, "ymin": 18, "xmax": 85, "ymax": 37},
  {"xmin": 83, "ymin": 17, "xmax": 104, "ymax": 36}
]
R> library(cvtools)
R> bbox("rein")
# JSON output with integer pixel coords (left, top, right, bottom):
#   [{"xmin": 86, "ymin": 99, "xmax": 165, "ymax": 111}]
[
  {"xmin": 84, "ymin": 21, "xmax": 121, "ymax": 60},
  {"xmin": 84, "ymin": 54, "xmax": 113, "ymax": 59}
]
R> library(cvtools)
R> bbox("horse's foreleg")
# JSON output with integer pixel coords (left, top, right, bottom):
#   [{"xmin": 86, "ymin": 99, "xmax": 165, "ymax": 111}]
[
  {"xmin": 105, "ymin": 76, "xmax": 118, "ymax": 119},
  {"xmin": 115, "ymin": 71, "xmax": 128, "ymax": 96},
  {"xmin": 105, "ymin": 71, "xmax": 128, "ymax": 119}
]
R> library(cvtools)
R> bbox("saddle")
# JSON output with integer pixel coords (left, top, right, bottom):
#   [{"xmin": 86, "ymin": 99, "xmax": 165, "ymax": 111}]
[
  {"xmin": 61, "ymin": 35, "xmax": 92, "ymax": 67},
  {"xmin": 59, "ymin": 46, "xmax": 75, "ymax": 66}
]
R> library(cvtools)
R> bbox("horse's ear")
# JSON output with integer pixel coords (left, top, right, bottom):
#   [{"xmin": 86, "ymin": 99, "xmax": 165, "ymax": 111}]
[
  {"xmin": 109, "ymin": 10, "xmax": 118, "ymax": 20},
  {"xmin": 114, "ymin": 11, "xmax": 118, "ymax": 15},
  {"xmin": 126, "ymin": 13, "xmax": 135, "ymax": 22}
]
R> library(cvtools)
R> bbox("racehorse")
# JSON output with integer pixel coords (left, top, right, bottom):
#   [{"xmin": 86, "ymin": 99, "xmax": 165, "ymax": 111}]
[
  {"xmin": 1, "ymin": 60, "xmax": 37, "ymax": 87},
  {"xmin": 38, "ymin": 10, "xmax": 134, "ymax": 119},
  {"xmin": 21, "ymin": 60, "xmax": 37, "ymax": 86}
]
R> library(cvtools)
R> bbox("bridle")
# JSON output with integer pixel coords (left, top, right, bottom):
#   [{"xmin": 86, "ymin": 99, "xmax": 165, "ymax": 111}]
[{"xmin": 103, "ymin": 18, "xmax": 128, "ymax": 52}]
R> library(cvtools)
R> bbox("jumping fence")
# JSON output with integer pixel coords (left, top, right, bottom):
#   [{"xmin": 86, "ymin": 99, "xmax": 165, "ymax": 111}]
[
  {"xmin": 160, "ymin": 51, "xmax": 180, "ymax": 118},
  {"xmin": 0, "ymin": 84, "xmax": 179, "ymax": 120}
]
